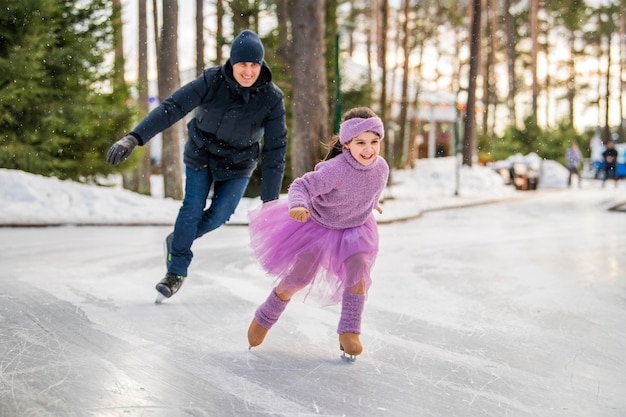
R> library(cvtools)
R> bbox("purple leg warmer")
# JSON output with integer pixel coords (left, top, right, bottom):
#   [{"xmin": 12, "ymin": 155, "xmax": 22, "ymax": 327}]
[
  {"xmin": 337, "ymin": 292, "xmax": 365, "ymax": 334},
  {"xmin": 254, "ymin": 291, "xmax": 289, "ymax": 330}
]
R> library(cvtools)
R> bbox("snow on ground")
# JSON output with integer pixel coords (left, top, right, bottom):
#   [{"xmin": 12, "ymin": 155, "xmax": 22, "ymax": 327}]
[{"xmin": 0, "ymin": 155, "xmax": 591, "ymax": 226}]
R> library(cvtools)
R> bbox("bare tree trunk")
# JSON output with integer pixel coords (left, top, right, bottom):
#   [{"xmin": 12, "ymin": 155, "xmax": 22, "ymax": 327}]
[
  {"xmin": 596, "ymin": 37, "xmax": 603, "ymax": 129},
  {"xmin": 462, "ymin": 0, "xmax": 481, "ymax": 167},
  {"xmin": 196, "ymin": 0, "xmax": 204, "ymax": 76},
  {"xmin": 136, "ymin": 0, "xmax": 152, "ymax": 195},
  {"xmin": 544, "ymin": 24, "xmax": 551, "ymax": 129},
  {"xmin": 287, "ymin": 0, "xmax": 329, "ymax": 177},
  {"xmin": 481, "ymin": 0, "xmax": 489, "ymax": 135},
  {"xmin": 407, "ymin": 43, "xmax": 424, "ymax": 168},
  {"xmin": 113, "ymin": 0, "xmax": 131, "ymax": 191},
  {"xmin": 158, "ymin": 1, "xmax": 183, "ymax": 199},
  {"xmin": 603, "ymin": 32, "xmax": 612, "ymax": 141},
  {"xmin": 275, "ymin": 0, "xmax": 290, "ymax": 62},
  {"xmin": 138, "ymin": 0, "xmax": 149, "ymax": 110},
  {"xmin": 113, "ymin": 0, "xmax": 149, "ymax": 194},
  {"xmin": 230, "ymin": 0, "xmax": 260, "ymax": 34},
  {"xmin": 567, "ymin": 32, "xmax": 576, "ymax": 126},
  {"xmin": 138, "ymin": 0, "xmax": 149, "ymax": 113},
  {"xmin": 504, "ymin": 0, "xmax": 516, "ymax": 126},
  {"xmin": 326, "ymin": 0, "xmax": 339, "ymax": 133},
  {"xmin": 365, "ymin": 2, "xmax": 373, "ymax": 87},
  {"xmin": 152, "ymin": 0, "xmax": 160, "ymax": 54},
  {"xmin": 487, "ymin": 0, "xmax": 498, "ymax": 136},
  {"xmin": 216, "ymin": 0, "xmax": 224, "ymax": 64},
  {"xmin": 396, "ymin": 0, "xmax": 411, "ymax": 168},
  {"xmin": 618, "ymin": 0, "xmax": 626, "ymax": 141},
  {"xmin": 378, "ymin": 0, "xmax": 393, "ymax": 186},
  {"xmin": 389, "ymin": 6, "xmax": 401, "ymax": 123},
  {"xmin": 112, "ymin": 0, "xmax": 124, "ymax": 96},
  {"xmin": 379, "ymin": 0, "xmax": 389, "ymax": 160},
  {"xmin": 530, "ymin": 0, "xmax": 539, "ymax": 125}
]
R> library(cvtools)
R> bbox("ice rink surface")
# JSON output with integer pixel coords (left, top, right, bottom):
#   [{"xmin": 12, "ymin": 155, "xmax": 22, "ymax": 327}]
[{"xmin": 1, "ymin": 189, "xmax": 625, "ymax": 417}]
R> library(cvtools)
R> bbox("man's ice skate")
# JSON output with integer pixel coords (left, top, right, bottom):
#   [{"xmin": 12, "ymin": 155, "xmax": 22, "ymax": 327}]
[
  {"xmin": 339, "ymin": 332, "xmax": 362, "ymax": 362},
  {"xmin": 155, "ymin": 272, "xmax": 185, "ymax": 304}
]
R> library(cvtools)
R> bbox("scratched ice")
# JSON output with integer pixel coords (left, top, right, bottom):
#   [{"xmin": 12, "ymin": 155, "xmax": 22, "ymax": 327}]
[{"xmin": 0, "ymin": 162, "xmax": 625, "ymax": 416}]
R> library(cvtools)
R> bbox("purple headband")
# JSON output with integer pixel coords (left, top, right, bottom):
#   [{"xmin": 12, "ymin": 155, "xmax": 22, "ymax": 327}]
[{"xmin": 339, "ymin": 117, "xmax": 385, "ymax": 145}]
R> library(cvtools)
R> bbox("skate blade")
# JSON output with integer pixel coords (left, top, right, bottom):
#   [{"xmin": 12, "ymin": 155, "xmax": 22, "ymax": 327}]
[
  {"xmin": 341, "ymin": 352, "xmax": 357, "ymax": 362},
  {"xmin": 155, "ymin": 292, "xmax": 165, "ymax": 304},
  {"xmin": 163, "ymin": 233, "xmax": 173, "ymax": 268}
]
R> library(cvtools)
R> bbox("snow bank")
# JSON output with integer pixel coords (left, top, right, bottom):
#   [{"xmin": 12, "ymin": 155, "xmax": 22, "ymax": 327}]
[{"xmin": 0, "ymin": 156, "xmax": 569, "ymax": 226}]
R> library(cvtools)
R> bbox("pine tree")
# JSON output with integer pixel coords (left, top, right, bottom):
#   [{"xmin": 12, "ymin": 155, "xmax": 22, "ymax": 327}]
[{"xmin": 0, "ymin": 0, "xmax": 132, "ymax": 181}]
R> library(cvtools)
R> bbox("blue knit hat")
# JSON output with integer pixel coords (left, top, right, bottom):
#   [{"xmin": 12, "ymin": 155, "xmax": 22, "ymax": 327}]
[{"xmin": 230, "ymin": 30, "xmax": 265, "ymax": 65}]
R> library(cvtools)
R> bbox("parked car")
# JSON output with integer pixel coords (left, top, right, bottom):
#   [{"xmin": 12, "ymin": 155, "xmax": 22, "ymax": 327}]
[{"xmin": 490, "ymin": 153, "xmax": 542, "ymax": 191}]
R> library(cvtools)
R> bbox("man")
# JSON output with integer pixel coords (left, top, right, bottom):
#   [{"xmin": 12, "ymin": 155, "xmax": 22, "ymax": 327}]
[
  {"xmin": 601, "ymin": 140, "xmax": 618, "ymax": 188},
  {"xmin": 106, "ymin": 30, "xmax": 288, "ymax": 301}
]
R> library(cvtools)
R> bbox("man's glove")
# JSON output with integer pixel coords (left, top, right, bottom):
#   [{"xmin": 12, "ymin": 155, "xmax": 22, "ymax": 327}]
[
  {"xmin": 289, "ymin": 207, "xmax": 310, "ymax": 223},
  {"xmin": 106, "ymin": 134, "xmax": 139, "ymax": 166}
]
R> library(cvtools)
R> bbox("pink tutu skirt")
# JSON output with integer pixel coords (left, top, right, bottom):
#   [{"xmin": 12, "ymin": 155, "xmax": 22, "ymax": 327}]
[{"xmin": 247, "ymin": 199, "xmax": 379, "ymax": 305}]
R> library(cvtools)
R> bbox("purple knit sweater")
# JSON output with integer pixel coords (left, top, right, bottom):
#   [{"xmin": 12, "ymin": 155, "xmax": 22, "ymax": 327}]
[{"xmin": 288, "ymin": 148, "xmax": 389, "ymax": 229}]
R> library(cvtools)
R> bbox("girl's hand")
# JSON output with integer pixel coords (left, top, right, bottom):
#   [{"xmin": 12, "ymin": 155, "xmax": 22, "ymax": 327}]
[
  {"xmin": 289, "ymin": 207, "xmax": 310, "ymax": 222},
  {"xmin": 375, "ymin": 205, "xmax": 383, "ymax": 214}
]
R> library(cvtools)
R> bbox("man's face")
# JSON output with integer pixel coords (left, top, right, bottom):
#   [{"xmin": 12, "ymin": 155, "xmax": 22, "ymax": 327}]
[{"xmin": 232, "ymin": 62, "xmax": 261, "ymax": 87}]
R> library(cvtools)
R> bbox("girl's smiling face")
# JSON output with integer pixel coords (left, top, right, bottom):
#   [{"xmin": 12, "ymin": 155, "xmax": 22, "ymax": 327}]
[{"xmin": 344, "ymin": 131, "xmax": 381, "ymax": 166}]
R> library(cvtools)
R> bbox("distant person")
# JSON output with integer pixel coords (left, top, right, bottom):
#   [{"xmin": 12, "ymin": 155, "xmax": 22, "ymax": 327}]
[
  {"xmin": 601, "ymin": 140, "xmax": 619, "ymax": 188},
  {"xmin": 565, "ymin": 143, "xmax": 582, "ymax": 188},
  {"xmin": 589, "ymin": 130, "xmax": 604, "ymax": 177},
  {"xmin": 246, "ymin": 107, "xmax": 389, "ymax": 361},
  {"xmin": 105, "ymin": 30, "xmax": 288, "ymax": 302}
]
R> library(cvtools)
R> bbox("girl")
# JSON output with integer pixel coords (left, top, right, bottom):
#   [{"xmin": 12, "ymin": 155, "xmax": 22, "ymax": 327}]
[{"xmin": 246, "ymin": 107, "xmax": 389, "ymax": 360}]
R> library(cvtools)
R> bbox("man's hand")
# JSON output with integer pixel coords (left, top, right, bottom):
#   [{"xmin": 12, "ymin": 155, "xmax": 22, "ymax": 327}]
[
  {"xmin": 106, "ymin": 134, "xmax": 139, "ymax": 166},
  {"xmin": 289, "ymin": 207, "xmax": 310, "ymax": 223}
]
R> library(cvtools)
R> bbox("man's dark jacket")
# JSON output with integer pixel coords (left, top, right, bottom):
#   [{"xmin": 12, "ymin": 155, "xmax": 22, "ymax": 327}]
[
  {"xmin": 130, "ymin": 60, "xmax": 287, "ymax": 202},
  {"xmin": 602, "ymin": 147, "xmax": 618, "ymax": 168}
]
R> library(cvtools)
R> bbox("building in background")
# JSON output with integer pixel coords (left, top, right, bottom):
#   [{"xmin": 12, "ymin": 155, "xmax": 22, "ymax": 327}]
[{"xmin": 416, "ymin": 91, "xmax": 458, "ymax": 159}]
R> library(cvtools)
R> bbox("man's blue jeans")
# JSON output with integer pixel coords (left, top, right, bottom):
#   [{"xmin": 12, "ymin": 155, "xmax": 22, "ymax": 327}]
[{"xmin": 168, "ymin": 166, "xmax": 249, "ymax": 276}]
